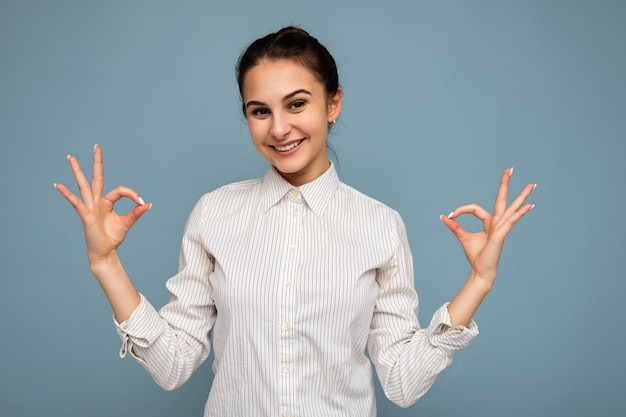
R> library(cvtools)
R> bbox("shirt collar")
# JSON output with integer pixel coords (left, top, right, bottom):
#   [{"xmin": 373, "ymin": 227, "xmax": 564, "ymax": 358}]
[{"xmin": 261, "ymin": 163, "xmax": 340, "ymax": 218}]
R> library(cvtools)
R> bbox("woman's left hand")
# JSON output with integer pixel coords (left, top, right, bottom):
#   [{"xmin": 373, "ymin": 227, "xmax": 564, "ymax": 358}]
[{"xmin": 440, "ymin": 168, "xmax": 536, "ymax": 291}]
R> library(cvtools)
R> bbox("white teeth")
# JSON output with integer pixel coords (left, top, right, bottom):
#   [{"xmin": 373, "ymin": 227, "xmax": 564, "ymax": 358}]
[{"xmin": 274, "ymin": 140, "xmax": 303, "ymax": 152}]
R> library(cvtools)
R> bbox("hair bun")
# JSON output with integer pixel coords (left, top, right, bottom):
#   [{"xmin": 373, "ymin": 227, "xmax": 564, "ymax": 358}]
[{"xmin": 276, "ymin": 26, "xmax": 312, "ymax": 37}]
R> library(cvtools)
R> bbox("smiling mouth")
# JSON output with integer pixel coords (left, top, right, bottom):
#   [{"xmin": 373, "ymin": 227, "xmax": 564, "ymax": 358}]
[{"xmin": 273, "ymin": 139, "xmax": 303, "ymax": 152}]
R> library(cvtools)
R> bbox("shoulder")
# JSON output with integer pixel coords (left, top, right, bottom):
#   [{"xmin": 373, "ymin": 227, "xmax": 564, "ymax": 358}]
[
  {"xmin": 202, "ymin": 177, "xmax": 261, "ymax": 200},
  {"xmin": 336, "ymin": 181, "xmax": 400, "ymax": 216},
  {"xmin": 188, "ymin": 177, "xmax": 263, "ymax": 221},
  {"xmin": 334, "ymin": 181, "xmax": 406, "ymax": 232}
]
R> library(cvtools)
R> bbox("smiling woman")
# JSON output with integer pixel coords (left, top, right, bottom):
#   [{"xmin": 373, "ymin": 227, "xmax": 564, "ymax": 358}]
[
  {"xmin": 243, "ymin": 59, "xmax": 342, "ymax": 186},
  {"xmin": 54, "ymin": 26, "xmax": 535, "ymax": 417}
]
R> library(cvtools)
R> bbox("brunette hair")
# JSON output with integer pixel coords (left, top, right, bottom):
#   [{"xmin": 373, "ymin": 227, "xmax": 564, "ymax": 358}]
[{"xmin": 236, "ymin": 26, "xmax": 340, "ymax": 116}]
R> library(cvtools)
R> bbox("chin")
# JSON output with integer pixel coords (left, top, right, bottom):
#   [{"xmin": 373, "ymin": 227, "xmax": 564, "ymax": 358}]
[{"xmin": 273, "ymin": 163, "xmax": 305, "ymax": 175}]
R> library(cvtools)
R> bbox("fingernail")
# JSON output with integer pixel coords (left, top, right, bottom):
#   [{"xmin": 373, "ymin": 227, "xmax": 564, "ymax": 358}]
[
  {"xmin": 138, "ymin": 197, "xmax": 145, "ymax": 205},
  {"xmin": 530, "ymin": 204, "xmax": 536, "ymax": 210},
  {"xmin": 439, "ymin": 214, "xmax": 444, "ymax": 222},
  {"xmin": 66, "ymin": 154, "xmax": 72, "ymax": 160},
  {"xmin": 53, "ymin": 183, "xmax": 58, "ymax": 189},
  {"xmin": 509, "ymin": 167, "xmax": 514, "ymax": 176},
  {"xmin": 94, "ymin": 144, "xmax": 99, "ymax": 152},
  {"xmin": 447, "ymin": 211, "xmax": 455, "ymax": 219},
  {"xmin": 533, "ymin": 183, "xmax": 537, "ymax": 190}
]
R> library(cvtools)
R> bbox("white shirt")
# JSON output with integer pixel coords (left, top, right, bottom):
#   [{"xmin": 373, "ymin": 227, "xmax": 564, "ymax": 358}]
[{"xmin": 115, "ymin": 164, "xmax": 478, "ymax": 417}]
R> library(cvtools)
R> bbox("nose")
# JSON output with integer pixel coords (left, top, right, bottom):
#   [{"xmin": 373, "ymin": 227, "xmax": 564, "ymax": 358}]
[{"xmin": 270, "ymin": 113, "xmax": 292, "ymax": 139}]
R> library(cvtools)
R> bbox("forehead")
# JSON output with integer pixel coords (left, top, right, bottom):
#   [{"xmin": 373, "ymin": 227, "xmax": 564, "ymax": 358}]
[{"xmin": 242, "ymin": 59, "xmax": 324, "ymax": 100}]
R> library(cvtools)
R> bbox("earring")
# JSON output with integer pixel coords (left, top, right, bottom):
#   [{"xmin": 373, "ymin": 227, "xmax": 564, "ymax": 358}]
[{"xmin": 328, "ymin": 119, "xmax": 336, "ymax": 129}]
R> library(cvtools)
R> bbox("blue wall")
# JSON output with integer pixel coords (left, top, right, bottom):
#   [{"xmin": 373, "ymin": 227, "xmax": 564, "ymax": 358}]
[{"xmin": 1, "ymin": 1, "xmax": 625, "ymax": 416}]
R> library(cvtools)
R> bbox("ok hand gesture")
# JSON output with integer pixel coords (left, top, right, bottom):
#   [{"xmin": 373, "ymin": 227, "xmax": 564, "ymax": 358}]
[
  {"xmin": 441, "ymin": 168, "xmax": 535, "ymax": 326},
  {"xmin": 54, "ymin": 145, "xmax": 151, "ymax": 265}
]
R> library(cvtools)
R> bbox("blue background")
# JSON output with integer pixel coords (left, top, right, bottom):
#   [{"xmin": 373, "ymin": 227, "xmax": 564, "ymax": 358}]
[{"xmin": 1, "ymin": 1, "xmax": 625, "ymax": 416}]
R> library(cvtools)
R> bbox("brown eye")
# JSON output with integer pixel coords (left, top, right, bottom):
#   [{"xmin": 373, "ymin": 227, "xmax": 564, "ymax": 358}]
[
  {"xmin": 251, "ymin": 107, "xmax": 270, "ymax": 117},
  {"xmin": 290, "ymin": 100, "xmax": 306, "ymax": 111}
]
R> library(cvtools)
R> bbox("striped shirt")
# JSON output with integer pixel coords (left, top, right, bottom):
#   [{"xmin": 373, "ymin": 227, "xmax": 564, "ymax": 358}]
[{"xmin": 115, "ymin": 163, "xmax": 478, "ymax": 417}]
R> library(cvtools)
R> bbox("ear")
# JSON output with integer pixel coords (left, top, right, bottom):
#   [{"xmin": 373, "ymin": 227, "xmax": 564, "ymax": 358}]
[{"xmin": 327, "ymin": 87, "xmax": 343, "ymax": 122}]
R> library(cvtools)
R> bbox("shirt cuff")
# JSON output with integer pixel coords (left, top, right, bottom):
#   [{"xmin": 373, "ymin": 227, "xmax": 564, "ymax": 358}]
[
  {"xmin": 113, "ymin": 293, "xmax": 165, "ymax": 358},
  {"xmin": 425, "ymin": 302, "xmax": 479, "ymax": 357}
]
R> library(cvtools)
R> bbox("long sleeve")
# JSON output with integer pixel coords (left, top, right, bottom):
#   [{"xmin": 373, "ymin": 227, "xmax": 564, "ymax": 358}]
[
  {"xmin": 114, "ymin": 196, "xmax": 217, "ymax": 391},
  {"xmin": 367, "ymin": 211, "xmax": 478, "ymax": 408}
]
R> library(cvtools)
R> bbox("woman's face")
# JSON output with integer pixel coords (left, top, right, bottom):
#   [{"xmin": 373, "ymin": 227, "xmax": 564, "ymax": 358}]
[{"xmin": 242, "ymin": 59, "xmax": 342, "ymax": 186}]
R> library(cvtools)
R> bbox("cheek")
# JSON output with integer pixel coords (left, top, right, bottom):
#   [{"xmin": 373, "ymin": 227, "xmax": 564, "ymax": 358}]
[
  {"xmin": 247, "ymin": 121, "xmax": 266, "ymax": 145},
  {"xmin": 309, "ymin": 112, "xmax": 330, "ymax": 136},
  {"xmin": 297, "ymin": 109, "xmax": 324, "ymax": 134}
]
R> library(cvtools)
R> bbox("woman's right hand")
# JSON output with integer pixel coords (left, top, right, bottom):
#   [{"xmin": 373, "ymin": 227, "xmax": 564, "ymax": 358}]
[{"xmin": 55, "ymin": 145, "xmax": 151, "ymax": 266}]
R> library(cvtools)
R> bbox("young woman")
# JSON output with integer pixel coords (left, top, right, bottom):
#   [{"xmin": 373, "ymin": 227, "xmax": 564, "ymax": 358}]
[{"xmin": 55, "ymin": 27, "xmax": 535, "ymax": 417}]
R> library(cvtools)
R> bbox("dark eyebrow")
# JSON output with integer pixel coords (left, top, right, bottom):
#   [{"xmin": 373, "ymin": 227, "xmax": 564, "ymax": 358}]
[
  {"xmin": 283, "ymin": 89, "xmax": 312, "ymax": 101},
  {"xmin": 245, "ymin": 89, "xmax": 312, "ymax": 109},
  {"xmin": 245, "ymin": 100, "xmax": 265, "ymax": 109}
]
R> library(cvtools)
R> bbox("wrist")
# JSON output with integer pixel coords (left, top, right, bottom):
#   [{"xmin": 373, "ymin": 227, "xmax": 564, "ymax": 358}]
[
  {"xmin": 467, "ymin": 270, "xmax": 496, "ymax": 294},
  {"xmin": 88, "ymin": 250, "xmax": 122, "ymax": 274}
]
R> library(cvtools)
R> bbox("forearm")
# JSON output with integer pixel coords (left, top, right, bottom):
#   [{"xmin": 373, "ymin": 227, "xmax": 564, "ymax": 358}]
[
  {"xmin": 370, "ymin": 303, "xmax": 478, "ymax": 408},
  {"xmin": 120, "ymin": 302, "xmax": 212, "ymax": 391},
  {"xmin": 89, "ymin": 251, "xmax": 141, "ymax": 323},
  {"xmin": 447, "ymin": 271, "xmax": 492, "ymax": 327}
]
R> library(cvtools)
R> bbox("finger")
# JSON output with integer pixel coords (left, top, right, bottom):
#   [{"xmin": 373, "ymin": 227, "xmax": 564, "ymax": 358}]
[
  {"xmin": 448, "ymin": 203, "xmax": 491, "ymax": 223},
  {"xmin": 92, "ymin": 144, "xmax": 104, "ymax": 198},
  {"xmin": 501, "ymin": 183, "xmax": 536, "ymax": 220},
  {"xmin": 103, "ymin": 186, "xmax": 146, "ymax": 206},
  {"xmin": 67, "ymin": 154, "xmax": 93, "ymax": 205},
  {"xmin": 54, "ymin": 182, "xmax": 91, "ymax": 219},
  {"xmin": 493, "ymin": 167, "xmax": 513, "ymax": 217},
  {"xmin": 440, "ymin": 214, "xmax": 470, "ymax": 242},
  {"xmin": 506, "ymin": 202, "xmax": 535, "ymax": 224},
  {"xmin": 490, "ymin": 202, "xmax": 535, "ymax": 242}
]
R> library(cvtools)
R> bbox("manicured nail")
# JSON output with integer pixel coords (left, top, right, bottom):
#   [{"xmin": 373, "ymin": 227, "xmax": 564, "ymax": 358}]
[
  {"xmin": 447, "ymin": 211, "xmax": 455, "ymax": 219},
  {"xmin": 509, "ymin": 167, "xmax": 514, "ymax": 176},
  {"xmin": 53, "ymin": 183, "xmax": 58, "ymax": 189},
  {"xmin": 67, "ymin": 154, "xmax": 72, "ymax": 160},
  {"xmin": 533, "ymin": 183, "xmax": 537, "ymax": 190},
  {"xmin": 94, "ymin": 144, "xmax": 99, "ymax": 152},
  {"xmin": 530, "ymin": 204, "xmax": 536, "ymax": 210},
  {"xmin": 138, "ymin": 197, "xmax": 145, "ymax": 205}
]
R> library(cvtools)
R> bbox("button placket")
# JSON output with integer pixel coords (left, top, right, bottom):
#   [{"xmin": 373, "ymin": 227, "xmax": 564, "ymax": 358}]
[{"xmin": 278, "ymin": 189, "xmax": 303, "ymax": 415}]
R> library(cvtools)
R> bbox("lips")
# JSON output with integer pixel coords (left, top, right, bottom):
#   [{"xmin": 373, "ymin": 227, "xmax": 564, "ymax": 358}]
[{"xmin": 273, "ymin": 139, "xmax": 303, "ymax": 152}]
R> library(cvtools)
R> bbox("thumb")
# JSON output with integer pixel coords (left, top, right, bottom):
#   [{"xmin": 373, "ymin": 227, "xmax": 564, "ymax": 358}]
[
  {"xmin": 440, "ymin": 214, "xmax": 468, "ymax": 242},
  {"xmin": 121, "ymin": 203, "xmax": 152, "ymax": 230}
]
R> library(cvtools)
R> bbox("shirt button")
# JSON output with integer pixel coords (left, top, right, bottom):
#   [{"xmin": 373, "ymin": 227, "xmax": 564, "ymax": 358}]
[
  {"xmin": 291, "ymin": 209, "xmax": 300, "ymax": 217},
  {"xmin": 283, "ymin": 322, "xmax": 292, "ymax": 331},
  {"xmin": 288, "ymin": 244, "xmax": 297, "ymax": 252},
  {"xmin": 285, "ymin": 279, "xmax": 293, "ymax": 287},
  {"xmin": 283, "ymin": 409, "xmax": 294, "ymax": 417},
  {"xmin": 283, "ymin": 364, "xmax": 293, "ymax": 373}
]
